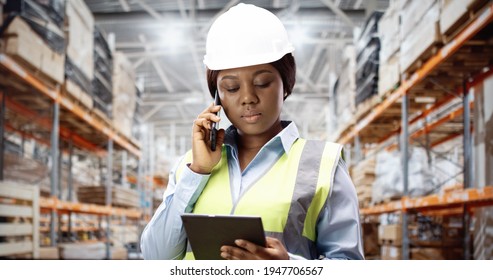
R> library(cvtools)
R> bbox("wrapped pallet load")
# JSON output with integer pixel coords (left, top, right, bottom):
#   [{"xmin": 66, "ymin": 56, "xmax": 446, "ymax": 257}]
[
  {"xmin": 112, "ymin": 52, "xmax": 137, "ymax": 139},
  {"xmin": 440, "ymin": 0, "xmax": 487, "ymax": 38},
  {"xmin": 472, "ymin": 71, "xmax": 493, "ymax": 259},
  {"xmin": 1, "ymin": 0, "xmax": 65, "ymax": 85},
  {"xmin": 378, "ymin": 0, "xmax": 401, "ymax": 96},
  {"xmin": 333, "ymin": 45, "xmax": 356, "ymax": 136},
  {"xmin": 93, "ymin": 25, "xmax": 113, "ymax": 118},
  {"xmin": 354, "ymin": 11, "xmax": 383, "ymax": 115},
  {"xmin": 63, "ymin": 0, "xmax": 94, "ymax": 110},
  {"xmin": 399, "ymin": 0, "xmax": 441, "ymax": 76},
  {"xmin": 372, "ymin": 147, "xmax": 436, "ymax": 204}
]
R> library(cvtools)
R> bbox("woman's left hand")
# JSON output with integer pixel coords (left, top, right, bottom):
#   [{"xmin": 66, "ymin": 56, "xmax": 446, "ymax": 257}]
[{"xmin": 220, "ymin": 237, "xmax": 289, "ymax": 260}]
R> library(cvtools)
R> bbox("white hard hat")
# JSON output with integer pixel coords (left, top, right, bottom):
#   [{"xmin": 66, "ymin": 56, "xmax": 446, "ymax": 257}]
[{"xmin": 203, "ymin": 3, "xmax": 295, "ymax": 70}]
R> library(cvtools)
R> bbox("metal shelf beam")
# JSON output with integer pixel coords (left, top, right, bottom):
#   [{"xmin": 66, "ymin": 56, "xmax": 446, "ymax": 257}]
[{"xmin": 0, "ymin": 54, "xmax": 141, "ymax": 158}]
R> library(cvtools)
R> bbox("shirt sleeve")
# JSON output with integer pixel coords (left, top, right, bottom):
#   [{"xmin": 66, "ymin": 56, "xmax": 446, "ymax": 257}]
[
  {"xmin": 316, "ymin": 158, "xmax": 365, "ymax": 260},
  {"xmin": 140, "ymin": 155, "xmax": 211, "ymax": 260}
]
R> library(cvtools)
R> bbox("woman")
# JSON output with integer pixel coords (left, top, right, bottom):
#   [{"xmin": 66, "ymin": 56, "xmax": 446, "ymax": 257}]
[{"xmin": 141, "ymin": 3, "xmax": 363, "ymax": 260}]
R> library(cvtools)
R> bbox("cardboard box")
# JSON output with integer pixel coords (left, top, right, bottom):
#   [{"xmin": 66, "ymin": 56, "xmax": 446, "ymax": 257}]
[
  {"xmin": 2, "ymin": 16, "xmax": 65, "ymax": 84},
  {"xmin": 111, "ymin": 247, "xmax": 128, "ymax": 260},
  {"xmin": 378, "ymin": 53, "xmax": 400, "ymax": 96},
  {"xmin": 63, "ymin": 79, "xmax": 94, "ymax": 109},
  {"xmin": 378, "ymin": 224, "xmax": 403, "ymax": 246},
  {"xmin": 439, "ymin": 0, "xmax": 478, "ymax": 36},
  {"xmin": 400, "ymin": 2, "xmax": 441, "ymax": 74},
  {"xmin": 363, "ymin": 223, "xmax": 380, "ymax": 257},
  {"xmin": 65, "ymin": 0, "xmax": 94, "ymax": 79},
  {"xmin": 112, "ymin": 52, "xmax": 137, "ymax": 138},
  {"xmin": 58, "ymin": 242, "xmax": 106, "ymax": 260},
  {"xmin": 400, "ymin": 0, "xmax": 437, "ymax": 38},
  {"xmin": 379, "ymin": 1, "xmax": 400, "ymax": 63},
  {"xmin": 381, "ymin": 245, "xmax": 401, "ymax": 260},
  {"xmin": 411, "ymin": 248, "xmax": 444, "ymax": 260},
  {"xmin": 38, "ymin": 247, "xmax": 59, "ymax": 260}
]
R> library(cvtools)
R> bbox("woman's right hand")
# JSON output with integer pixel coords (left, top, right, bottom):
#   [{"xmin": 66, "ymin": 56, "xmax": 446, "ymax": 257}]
[{"xmin": 189, "ymin": 103, "xmax": 225, "ymax": 174}]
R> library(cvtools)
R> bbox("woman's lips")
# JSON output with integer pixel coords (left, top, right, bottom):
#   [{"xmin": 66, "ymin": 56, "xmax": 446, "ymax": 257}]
[{"xmin": 241, "ymin": 112, "xmax": 262, "ymax": 123}]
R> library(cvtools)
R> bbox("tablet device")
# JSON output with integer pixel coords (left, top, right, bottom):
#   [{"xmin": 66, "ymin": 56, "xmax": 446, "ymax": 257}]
[{"xmin": 181, "ymin": 213, "xmax": 266, "ymax": 260}]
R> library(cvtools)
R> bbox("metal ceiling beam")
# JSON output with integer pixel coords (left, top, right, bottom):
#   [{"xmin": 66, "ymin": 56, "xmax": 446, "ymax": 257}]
[
  {"xmin": 137, "ymin": 0, "xmax": 164, "ymax": 20},
  {"xmin": 142, "ymin": 92, "xmax": 197, "ymax": 102},
  {"xmin": 175, "ymin": 104, "xmax": 187, "ymax": 119},
  {"xmin": 160, "ymin": 61, "xmax": 201, "ymax": 92},
  {"xmin": 276, "ymin": 0, "xmax": 300, "ymax": 19},
  {"xmin": 132, "ymin": 56, "xmax": 146, "ymax": 69},
  {"xmin": 142, "ymin": 103, "xmax": 167, "ymax": 121},
  {"xmin": 117, "ymin": 37, "xmax": 351, "ymax": 53},
  {"xmin": 139, "ymin": 34, "xmax": 174, "ymax": 92},
  {"xmin": 150, "ymin": 58, "xmax": 175, "ymax": 92},
  {"xmin": 319, "ymin": 0, "xmax": 356, "ymax": 27},
  {"xmin": 118, "ymin": 0, "xmax": 130, "ymax": 12},
  {"xmin": 197, "ymin": 0, "xmax": 206, "ymax": 9},
  {"xmin": 316, "ymin": 63, "xmax": 330, "ymax": 85},
  {"xmin": 177, "ymin": 0, "xmax": 188, "ymax": 19},
  {"xmin": 296, "ymin": 70, "xmax": 321, "ymax": 93},
  {"xmin": 354, "ymin": 0, "xmax": 364, "ymax": 9}
]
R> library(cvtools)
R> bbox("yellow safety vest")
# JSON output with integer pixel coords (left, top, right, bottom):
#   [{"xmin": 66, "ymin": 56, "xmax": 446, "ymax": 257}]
[{"xmin": 177, "ymin": 138, "xmax": 342, "ymax": 259}]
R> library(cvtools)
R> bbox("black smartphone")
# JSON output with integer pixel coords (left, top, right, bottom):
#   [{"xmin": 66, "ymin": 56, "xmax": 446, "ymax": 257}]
[{"xmin": 210, "ymin": 90, "xmax": 220, "ymax": 151}]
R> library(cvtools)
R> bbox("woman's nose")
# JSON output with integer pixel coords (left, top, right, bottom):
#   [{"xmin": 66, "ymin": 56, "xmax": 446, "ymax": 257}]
[{"xmin": 240, "ymin": 85, "xmax": 259, "ymax": 105}]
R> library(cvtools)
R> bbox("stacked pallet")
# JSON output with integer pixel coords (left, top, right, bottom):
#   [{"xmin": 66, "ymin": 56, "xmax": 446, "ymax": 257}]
[
  {"xmin": 372, "ymin": 147, "xmax": 436, "ymax": 204},
  {"xmin": 362, "ymin": 222, "xmax": 380, "ymax": 259},
  {"xmin": 38, "ymin": 247, "xmax": 59, "ymax": 259},
  {"xmin": 77, "ymin": 185, "xmax": 140, "ymax": 208},
  {"xmin": 62, "ymin": 0, "xmax": 94, "ymax": 110},
  {"xmin": 351, "ymin": 156, "xmax": 375, "ymax": 208},
  {"xmin": 440, "ymin": 0, "xmax": 489, "ymax": 41},
  {"xmin": 399, "ymin": 0, "xmax": 441, "ymax": 77},
  {"xmin": 474, "ymin": 206, "xmax": 493, "ymax": 260},
  {"xmin": 1, "ymin": 0, "xmax": 65, "ymax": 86},
  {"xmin": 93, "ymin": 25, "xmax": 113, "ymax": 118},
  {"xmin": 409, "ymin": 215, "xmax": 463, "ymax": 259},
  {"xmin": 58, "ymin": 242, "xmax": 105, "ymax": 260},
  {"xmin": 111, "ymin": 246, "xmax": 128, "ymax": 260},
  {"xmin": 333, "ymin": 45, "xmax": 356, "ymax": 136},
  {"xmin": 0, "ymin": 181, "xmax": 39, "ymax": 259},
  {"xmin": 111, "ymin": 224, "xmax": 140, "ymax": 247},
  {"xmin": 354, "ymin": 11, "xmax": 383, "ymax": 112},
  {"xmin": 473, "ymin": 74, "xmax": 493, "ymax": 189},
  {"xmin": 112, "ymin": 52, "xmax": 137, "ymax": 138},
  {"xmin": 3, "ymin": 153, "xmax": 50, "ymax": 195},
  {"xmin": 378, "ymin": 0, "xmax": 400, "ymax": 97}
]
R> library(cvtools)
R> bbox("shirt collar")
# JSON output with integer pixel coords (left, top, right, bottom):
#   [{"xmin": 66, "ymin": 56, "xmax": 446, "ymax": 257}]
[{"xmin": 223, "ymin": 120, "xmax": 300, "ymax": 155}]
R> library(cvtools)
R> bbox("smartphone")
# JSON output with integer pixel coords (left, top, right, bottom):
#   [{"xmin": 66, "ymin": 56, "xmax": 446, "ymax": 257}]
[{"xmin": 210, "ymin": 90, "xmax": 220, "ymax": 151}]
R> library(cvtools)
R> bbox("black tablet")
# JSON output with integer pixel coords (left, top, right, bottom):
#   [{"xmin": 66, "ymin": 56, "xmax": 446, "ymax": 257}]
[{"xmin": 181, "ymin": 213, "xmax": 266, "ymax": 260}]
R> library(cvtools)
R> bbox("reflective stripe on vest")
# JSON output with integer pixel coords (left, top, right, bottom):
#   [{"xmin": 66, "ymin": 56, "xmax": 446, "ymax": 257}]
[{"xmin": 180, "ymin": 139, "xmax": 342, "ymax": 259}]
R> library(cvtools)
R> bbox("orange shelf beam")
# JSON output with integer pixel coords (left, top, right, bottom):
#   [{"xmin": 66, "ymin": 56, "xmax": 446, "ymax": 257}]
[
  {"xmin": 339, "ymin": 3, "xmax": 493, "ymax": 145},
  {"xmin": 40, "ymin": 197, "xmax": 142, "ymax": 219},
  {"xmin": 360, "ymin": 186, "xmax": 493, "ymax": 215},
  {"xmin": 5, "ymin": 96, "xmax": 106, "ymax": 155},
  {"xmin": 0, "ymin": 54, "xmax": 141, "ymax": 158},
  {"xmin": 386, "ymin": 100, "xmax": 473, "ymax": 151}
]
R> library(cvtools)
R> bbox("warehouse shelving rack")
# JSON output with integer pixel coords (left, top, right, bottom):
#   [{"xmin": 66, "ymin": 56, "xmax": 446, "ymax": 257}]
[
  {"xmin": 337, "ymin": 3, "xmax": 493, "ymax": 259},
  {"xmin": 0, "ymin": 51, "xmax": 148, "ymax": 259}
]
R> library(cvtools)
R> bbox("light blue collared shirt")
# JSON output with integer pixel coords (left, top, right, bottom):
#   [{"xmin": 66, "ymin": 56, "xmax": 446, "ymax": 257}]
[{"xmin": 141, "ymin": 121, "xmax": 364, "ymax": 259}]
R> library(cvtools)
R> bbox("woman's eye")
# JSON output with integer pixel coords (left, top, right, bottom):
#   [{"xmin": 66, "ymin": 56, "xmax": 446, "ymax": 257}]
[
  {"xmin": 255, "ymin": 83, "xmax": 270, "ymax": 88},
  {"xmin": 226, "ymin": 88, "xmax": 239, "ymax": 93}
]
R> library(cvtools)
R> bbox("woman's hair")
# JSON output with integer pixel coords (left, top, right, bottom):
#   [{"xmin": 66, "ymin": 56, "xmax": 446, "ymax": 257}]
[{"xmin": 206, "ymin": 53, "xmax": 296, "ymax": 100}]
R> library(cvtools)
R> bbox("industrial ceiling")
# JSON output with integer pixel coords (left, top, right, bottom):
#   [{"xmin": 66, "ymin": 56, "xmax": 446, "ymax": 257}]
[{"xmin": 84, "ymin": 0, "xmax": 389, "ymax": 169}]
